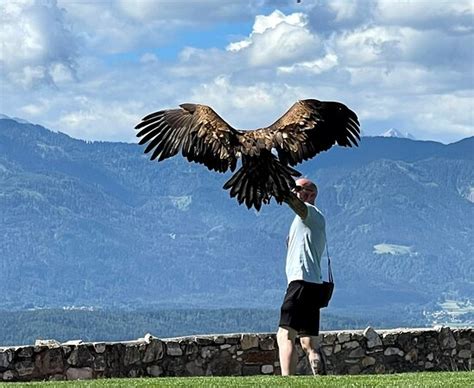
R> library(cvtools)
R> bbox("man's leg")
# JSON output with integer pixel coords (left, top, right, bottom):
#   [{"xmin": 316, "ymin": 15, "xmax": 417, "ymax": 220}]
[
  {"xmin": 299, "ymin": 335, "xmax": 323, "ymax": 375},
  {"xmin": 277, "ymin": 326, "xmax": 298, "ymax": 375}
]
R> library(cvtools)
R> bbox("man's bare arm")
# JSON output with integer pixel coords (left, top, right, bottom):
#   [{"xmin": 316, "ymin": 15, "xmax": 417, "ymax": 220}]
[{"xmin": 284, "ymin": 192, "xmax": 308, "ymax": 219}]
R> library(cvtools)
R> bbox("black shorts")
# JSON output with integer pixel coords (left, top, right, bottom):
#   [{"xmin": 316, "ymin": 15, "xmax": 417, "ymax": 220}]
[{"xmin": 279, "ymin": 280, "xmax": 321, "ymax": 336}]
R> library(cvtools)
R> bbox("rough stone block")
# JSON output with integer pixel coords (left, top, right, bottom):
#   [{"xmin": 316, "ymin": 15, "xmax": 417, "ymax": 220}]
[
  {"xmin": 0, "ymin": 349, "xmax": 13, "ymax": 368},
  {"xmin": 242, "ymin": 365, "xmax": 261, "ymax": 376},
  {"xmin": 224, "ymin": 335, "xmax": 242, "ymax": 345},
  {"xmin": 67, "ymin": 347, "xmax": 94, "ymax": 367},
  {"xmin": 259, "ymin": 337, "xmax": 275, "ymax": 351},
  {"xmin": 143, "ymin": 340, "xmax": 164, "ymax": 362},
  {"xmin": 242, "ymin": 350, "xmax": 276, "ymax": 365},
  {"xmin": 66, "ymin": 367, "xmax": 93, "ymax": 380},
  {"xmin": 195, "ymin": 337, "xmax": 214, "ymax": 346},
  {"xmin": 241, "ymin": 334, "xmax": 259, "ymax": 350},
  {"xmin": 15, "ymin": 360, "xmax": 35, "ymax": 377},
  {"xmin": 124, "ymin": 345, "xmax": 142, "ymax": 366},
  {"xmin": 457, "ymin": 338, "xmax": 470, "ymax": 346},
  {"xmin": 166, "ymin": 342, "xmax": 183, "ymax": 357},
  {"xmin": 261, "ymin": 364, "xmax": 274, "ymax": 374},
  {"xmin": 61, "ymin": 346, "xmax": 72, "ymax": 357},
  {"xmin": 201, "ymin": 346, "xmax": 218, "ymax": 359},
  {"xmin": 2, "ymin": 370, "xmax": 15, "ymax": 381},
  {"xmin": 17, "ymin": 346, "xmax": 34, "ymax": 358},
  {"xmin": 343, "ymin": 341, "xmax": 360, "ymax": 349},
  {"xmin": 35, "ymin": 347, "xmax": 64, "ymax": 375},
  {"xmin": 337, "ymin": 333, "xmax": 351, "ymax": 343},
  {"xmin": 183, "ymin": 343, "xmax": 197, "ymax": 356},
  {"xmin": 384, "ymin": 347, "xmax": 404, "ymax": 357},
  {"xmin": 93, "ymin": 343, "xmax": 106, "ymax": 354},
  {"xmin": 322, "ymin": 346, "xmax": 332, "ymax": 356},
  {"xmin": 128, "ymin": 368, "xmax": 144, "ymax": 378},
  {"xmin": 185, "ymin": 360, "xmax": 205, "ymax": 376},
  {"xmin": 33, "ymin": 346, "xmax": 49, "ymax": 354},
  {"xmin": 213, "ymin": 336, "xmax": 226, "ymax": 345},
  {"xmin": 146, "ymin": 365, "xmax": 163, "ymax": 377},
  {"xmin": 349, "ymin": 348, "xmax": 366, "ymax": 358},
  {"xmin": 323, "ymin": 333, "xmax": 337, "ymax": 345},
  {"xmin": 438, "ymin": 327, "xmax": 456, "ymax": 350},
  {"xmin": 363, "ymin": 327, "xmax": 382, "ymax": 349},
  {"xmin": 458, "ymin": 349, "xmax": 471, "ymax": 359},
  {"xmin": 404, "ymin": 349, "xmax": 418, "ymax": 363},
  {"xmin": 382, "ymin": 333, "xmax": 397, "ymax": 346},
  {"xmin": 35, "ymin": 339, "xmax": 61, "ymax": 348},
  {"xmin": 206, "ymin": 351, "xmax": 241, "ymax": 376},
  {"xmin": 361, "ymin": 356, "xmax": 376, "ymax": 367},
  {"xmin": 93, "ymin": 355, "xmax": 106, "ymax": 371}
]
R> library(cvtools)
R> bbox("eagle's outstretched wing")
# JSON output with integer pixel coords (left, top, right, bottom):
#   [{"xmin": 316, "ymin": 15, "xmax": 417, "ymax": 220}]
[
  {"xmin": 135, "ymin": 99, "xmax": 361, "ymax": 211},
  {"xmin": 239, "ymin": 99, "xmax": 360, "ymax": 165},
  {"xmin": 135, "ymin": 104, "xmax": 239, "ymax": 173}
]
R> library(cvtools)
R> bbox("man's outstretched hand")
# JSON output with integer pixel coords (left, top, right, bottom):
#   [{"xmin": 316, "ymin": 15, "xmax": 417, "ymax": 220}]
[{"xmin": 284, "ymin": 192, "xmax": 308, "ymax": 220}]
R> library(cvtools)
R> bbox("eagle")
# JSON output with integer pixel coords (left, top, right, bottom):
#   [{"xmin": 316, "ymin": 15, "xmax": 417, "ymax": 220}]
[{"xmin": 135, "ymin": 99, "xmax": 360, "ymax": 211}]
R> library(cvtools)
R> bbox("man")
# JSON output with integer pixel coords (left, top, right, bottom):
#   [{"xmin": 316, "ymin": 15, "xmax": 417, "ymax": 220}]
[{"xmin": 277, "ymin": 177, "xmax": 326, "ymax": 376}]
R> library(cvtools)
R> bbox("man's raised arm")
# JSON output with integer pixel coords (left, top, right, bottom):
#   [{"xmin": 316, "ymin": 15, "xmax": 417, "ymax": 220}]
[{"xmin": 284, "ymin": 192, "xmax": 308, "ymax": 220}]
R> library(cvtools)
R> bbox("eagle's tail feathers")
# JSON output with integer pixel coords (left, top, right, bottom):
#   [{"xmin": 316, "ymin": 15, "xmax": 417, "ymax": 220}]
[{"xmin": 223, "ymin": 154, "xmax": 301, "ymax": 211}]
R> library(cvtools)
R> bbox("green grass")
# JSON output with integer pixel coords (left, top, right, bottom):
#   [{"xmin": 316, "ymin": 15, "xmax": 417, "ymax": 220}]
[{"xmin": 2, "ymin": 372, "xmax": 473, "ymax": 387}]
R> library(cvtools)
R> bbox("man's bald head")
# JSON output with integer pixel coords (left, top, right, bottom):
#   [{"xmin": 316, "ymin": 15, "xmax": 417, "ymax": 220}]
[
  {"xmin": 294, "ymin": 178, "xmax": 318, "ymax": 204},
  {"xmin": 295, "ymin": 178, "xmax": 317, "ymax": 194}
]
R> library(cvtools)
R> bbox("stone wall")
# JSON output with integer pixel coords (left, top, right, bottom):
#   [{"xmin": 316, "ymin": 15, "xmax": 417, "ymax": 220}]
[{"xmin": 0, "ymin": 327, "xmax": 471, "ymax": 381}]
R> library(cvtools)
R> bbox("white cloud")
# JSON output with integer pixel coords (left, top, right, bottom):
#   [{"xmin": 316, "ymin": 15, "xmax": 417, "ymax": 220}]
[
  {"xmin": 334, "ymin": 26, "xmax": 409, "ymax": 66},
  {"xmin": 329, "ymin": 0, "xmax": 359, "ymax": 21},
  {"xmin": 332, "ymin": 24, "xmax": 472, "ymax": 95},
  {"xmin": 277, "ymin": 53, "xmax": 338, "ymax": 74},
  {"xmin": 227, "ymin": 10, "xmax": 322, "ymax": 67},
  {"xmin": 50, "ymin": 63, "xmax": 75, "ymax": 84},
  {"xmin": 0, "ymin": 0, "xmax": 78, "ymax": 87},
  {"xmin": 412, "ymin": 93, "xmax": 474, "ymax": 138},
  {"xmin": 20, "ymin": 103, "xmax": 43, "ymax": 116},
  {"xmin": 374, "ymin": 0, "xmax": 474, "ymax": 32},
  {"xmin": 253, "ymin": 10, "xmax": 307, "ymax": 33}
]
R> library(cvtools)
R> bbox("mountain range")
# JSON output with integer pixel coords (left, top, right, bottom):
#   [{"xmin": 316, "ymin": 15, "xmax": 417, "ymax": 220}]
[{"xmin": 0, "ymin": 117, "xmax": 472, "ymax": 326}]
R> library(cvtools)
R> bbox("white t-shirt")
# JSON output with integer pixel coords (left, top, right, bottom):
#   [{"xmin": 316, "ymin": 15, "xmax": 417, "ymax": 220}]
[{"xmin": 285, "ymin": 203, "xmax": 326, "ymax": 284}]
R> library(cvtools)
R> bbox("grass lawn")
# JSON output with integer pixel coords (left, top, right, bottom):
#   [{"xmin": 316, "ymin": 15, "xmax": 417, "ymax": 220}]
[{"xmin": 2, "ymin": 371, "xmax": 473, "ymax": 387}]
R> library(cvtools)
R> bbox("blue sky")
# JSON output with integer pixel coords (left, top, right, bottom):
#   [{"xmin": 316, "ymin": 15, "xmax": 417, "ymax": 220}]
[{"xmin": 1, "ymin": 0, "xmax": 473, "ymax": 144}]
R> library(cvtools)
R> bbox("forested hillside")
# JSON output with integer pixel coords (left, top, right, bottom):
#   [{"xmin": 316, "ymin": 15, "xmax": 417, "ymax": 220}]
[{"xmin": 0, "ymin": 118, "xmax": 472, "ymax": 327}]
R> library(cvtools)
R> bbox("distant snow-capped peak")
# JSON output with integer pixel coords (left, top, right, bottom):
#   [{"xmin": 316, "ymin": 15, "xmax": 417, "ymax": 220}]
[{"xmin": 381, "ymin": 128, "xmax": 415, "ymax": 140}]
